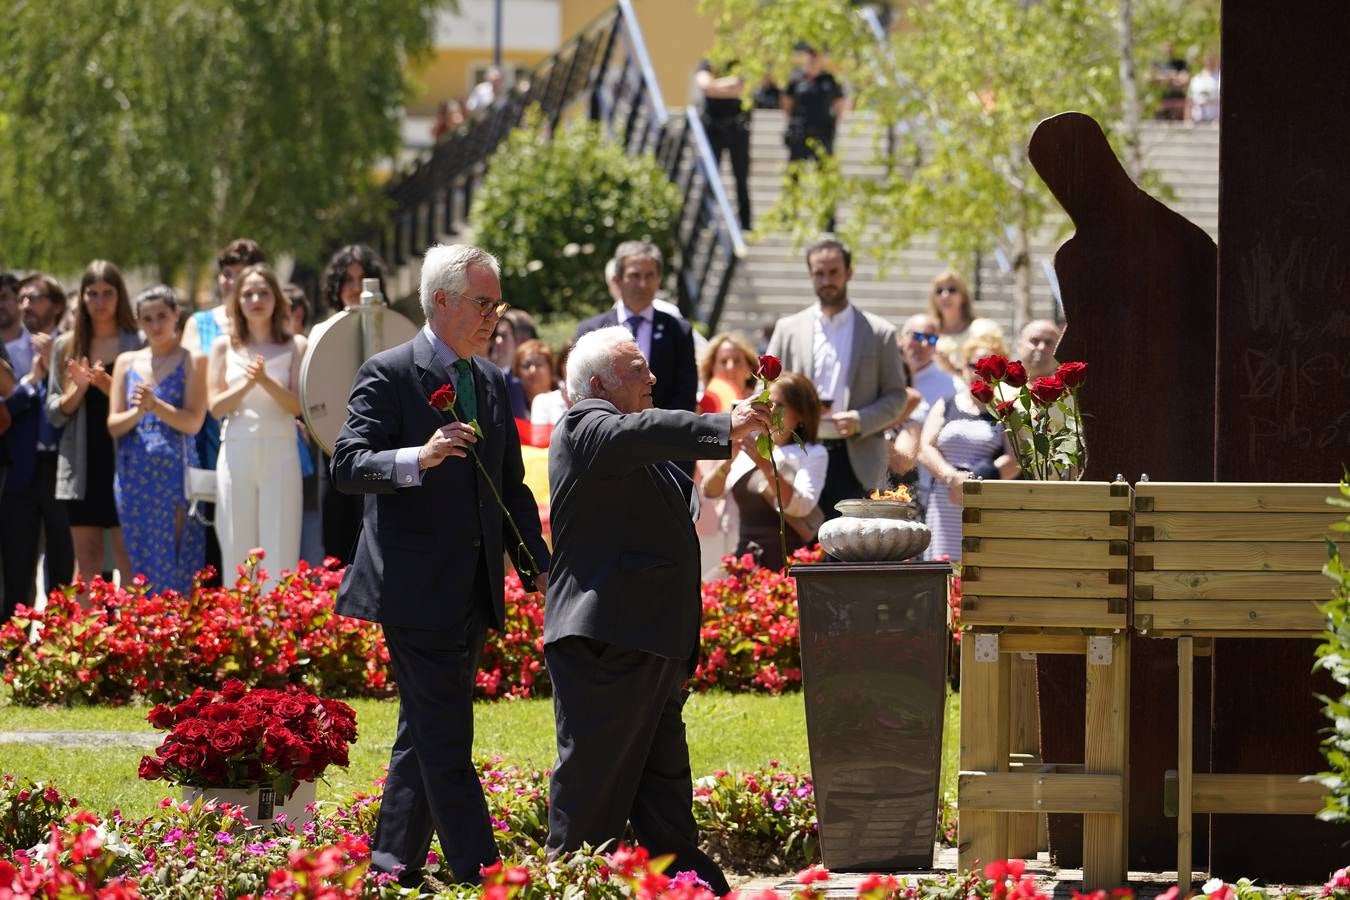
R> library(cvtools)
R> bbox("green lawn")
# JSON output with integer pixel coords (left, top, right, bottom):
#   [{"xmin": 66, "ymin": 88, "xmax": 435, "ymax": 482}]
[{"xmin": 0, "ymin": 690, "xmax": 959, "ymax": 821}]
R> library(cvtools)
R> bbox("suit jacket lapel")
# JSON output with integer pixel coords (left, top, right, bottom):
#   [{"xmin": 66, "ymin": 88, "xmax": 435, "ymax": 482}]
[
  {"xmin": 846, "ymin": 306, "xmax": 872, "ymax": 403},
  {"xmin": 414, "ymin": 330, "xmax": 456, "ymax": 403},
  {"xmin": 648, "ymin": 311, "xmax": 670, "ymax": 379}
]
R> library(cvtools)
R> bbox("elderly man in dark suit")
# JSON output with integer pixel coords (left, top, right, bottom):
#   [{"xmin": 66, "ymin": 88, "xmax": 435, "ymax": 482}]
[
  {"xmin": 331, "ymin": 243, "xmax": 549, "ymax": 887},
  {"xmin": 543, "ymin": 325, "xmax": 769, "ymax": 894}
]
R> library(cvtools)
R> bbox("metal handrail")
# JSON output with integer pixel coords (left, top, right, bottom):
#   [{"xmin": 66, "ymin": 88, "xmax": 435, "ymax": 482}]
[{"xmin": 358, "ymin": 1, "xmax": 744, "ymax": 331}]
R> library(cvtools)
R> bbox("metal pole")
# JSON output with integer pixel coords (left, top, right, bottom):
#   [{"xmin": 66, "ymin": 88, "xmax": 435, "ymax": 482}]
[{"xmin": 493, "ymin": 0, "xmax": 503, "ymax": 67}]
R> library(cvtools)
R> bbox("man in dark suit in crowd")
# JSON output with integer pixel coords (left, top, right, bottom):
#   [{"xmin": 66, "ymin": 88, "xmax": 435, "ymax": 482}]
[
  {"xmin": 766, "ymin": 236, "xmax": 908, "ymax": 518},
  {"xmin": 543, "ymin": 325, "xmax": 770, "ymax": 895},
  {"xmin": 331, "ymin": 243, "xmax": 549, "ymax": 887},
  {"xmin": 574, "ymin": 241, "xmax": 697, "ymax": 414},
  {"xmin": 1, "ymin": 273, "xmax": 73, "ymax": 619}
]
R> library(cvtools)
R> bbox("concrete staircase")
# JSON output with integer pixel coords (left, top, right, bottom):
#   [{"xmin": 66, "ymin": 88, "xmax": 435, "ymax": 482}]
[{"xmin": 710, "ymin": 109, "xmax": 1220, "ymax": 341}]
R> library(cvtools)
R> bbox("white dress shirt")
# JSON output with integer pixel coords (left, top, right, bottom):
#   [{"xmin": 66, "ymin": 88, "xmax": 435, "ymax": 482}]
[{"xmin": 811, "ymin": 305, "xmax": 855, "ymax": 411}]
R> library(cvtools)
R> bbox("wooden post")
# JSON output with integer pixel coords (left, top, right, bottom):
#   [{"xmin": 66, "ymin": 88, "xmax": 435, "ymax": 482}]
[
  {"xmin": 1177, "ymin": 637, "xmax": 1194, "ymax": 894},
  {"xmin": 1083, "ymin": 633, "xmax": 1130, "ymax": 889},
  {"xmin": 1007, "ymin": 653, "xmax": 1041, "ymax": 858},
  {"xmin": 960, "ymin": 635, "xmax": 1011, "ymax": 873}
]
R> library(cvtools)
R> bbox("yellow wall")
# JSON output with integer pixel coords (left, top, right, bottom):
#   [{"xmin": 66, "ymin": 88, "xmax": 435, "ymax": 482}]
[
  {"xmin": 407, "ymin": 1, "xmax": 716, "ymax": 118},
  {"xmin": 562, "ymin": 0, "xmax": 715, "ymax": 109}
]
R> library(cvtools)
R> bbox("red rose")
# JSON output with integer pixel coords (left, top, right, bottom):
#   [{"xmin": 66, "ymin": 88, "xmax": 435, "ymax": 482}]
[
  {"xmin": 995, "ymin": 400, "xmax": 1016, "ymax": 419},
  {"xmin": 273, "ymin": 696, "xmax": 308, "ymax": 720},
  {"xmin": 429, "ymin": 383, "xmax": 456, "ymax": 412},
  {"xmin": 137, "ymin": 755, "xmax": 165, "ymax": 781},
  {"xmin": 972, "ymin": 355, "xmax": 1008, "ymax": 383},
  {"xmin": 969, "ymin": 379, "xmax": 996, "ymax": 404},
  {"xmin": 148, "ymin": 704, "xmax": 175, "ymax": 730},
  {"xmin": 221, "ymin": 679, "xmax": 248, "ymax": 701},
  {"xmin": 1003, "ymin": 360, "xmax": 1027, "ymax": 388},
  {"xmin": 757, "ymin": 355, "xmax": 782, "ymax": 381},
  {"xmin": 1056, "ymin": 361, "xmax": 1087, "ymax": 388},
  {"xmin": 208, "ymin": 724, "xmax": 249, "ymax": 757},
  {"xmin": 1029, "ymin": 375, "xmax": 1066, "ymax": 405}
]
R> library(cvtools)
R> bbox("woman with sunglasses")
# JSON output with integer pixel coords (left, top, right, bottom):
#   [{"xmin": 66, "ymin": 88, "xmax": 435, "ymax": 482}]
[
  {"xmin": 207, "ymin": 264, "xmax": 307, "ymax": 584},
  {"xmin": 927, "ymin": 271, "xmax": 1002, "ymax": 374},
  {"xmin": 918, "ymin": 333, "xmax": 1020, "ymax": 562}
]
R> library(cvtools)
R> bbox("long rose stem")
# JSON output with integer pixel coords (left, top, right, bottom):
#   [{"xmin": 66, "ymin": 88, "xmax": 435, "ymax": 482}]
[
  {"xmin": 769, "ymin": 450, "xmax": 790, "ymax": 572},
  {"xmin": 445, "ymin": 406, "xmax": 540, "ymax": 579}
]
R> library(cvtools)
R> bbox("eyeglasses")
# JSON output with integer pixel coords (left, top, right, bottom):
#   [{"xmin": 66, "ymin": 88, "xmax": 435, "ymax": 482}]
[
  {"xmin": 908, "ymin": 331, "xmax": 939, "ymax": 346},
  {"xmin": 934, "ymin": 285, "xmax": 961, "ymax": 296},
  {"xmin": 462, "ymin": 295, "xmax": 511, "ymax": 318}
]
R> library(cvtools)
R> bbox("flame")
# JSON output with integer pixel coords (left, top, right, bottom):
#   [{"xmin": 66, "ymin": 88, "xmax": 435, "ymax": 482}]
[{"xmin": 869, "ymin": 485, "xmax": 913, "ymax": 502}]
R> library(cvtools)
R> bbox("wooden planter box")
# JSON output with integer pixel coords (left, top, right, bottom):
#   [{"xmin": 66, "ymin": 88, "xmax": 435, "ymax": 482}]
[
  {"xmin": 960, "ymin": 480, "xmax": 1132, "ymax": 630},
  {"xmin": 1132, "ymin": 482, "xmax": 1339, "ymax": 636}
]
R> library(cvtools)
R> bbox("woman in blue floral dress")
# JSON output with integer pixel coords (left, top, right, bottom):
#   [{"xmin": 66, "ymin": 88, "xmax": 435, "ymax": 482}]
[{"xmin": 108, "ymin": 286, "xmax": 209, "ymax": 596}]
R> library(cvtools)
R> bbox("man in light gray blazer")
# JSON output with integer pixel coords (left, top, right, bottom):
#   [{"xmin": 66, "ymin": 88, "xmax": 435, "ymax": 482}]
[{"xmin": 765, "ymin": 236, "xmax": 909, "ymax": 518}]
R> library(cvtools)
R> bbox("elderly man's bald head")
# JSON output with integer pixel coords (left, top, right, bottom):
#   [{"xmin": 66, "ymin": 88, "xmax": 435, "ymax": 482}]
[{"xmin": 1018, "ymin": 319, "xmax": 1062, "ymax": 377}]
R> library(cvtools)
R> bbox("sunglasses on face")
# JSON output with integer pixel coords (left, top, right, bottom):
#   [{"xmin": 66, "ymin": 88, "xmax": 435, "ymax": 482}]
[
  {"xmin": 908, "ymin": 332, "xmax": 939, "ymax": 346},
  {"xmin": 934, "ymin": 286, "xmax": 961, "ymax": 296},
  {"xmin": 463, "ymin": 295, "xmax": 511, "ymax": 318}
]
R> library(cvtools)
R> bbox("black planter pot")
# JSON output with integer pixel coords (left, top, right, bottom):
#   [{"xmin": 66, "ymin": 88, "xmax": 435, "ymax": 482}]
[{"xmin": 793, "ymin": 560, "xmax": 952, "ymax": 871}]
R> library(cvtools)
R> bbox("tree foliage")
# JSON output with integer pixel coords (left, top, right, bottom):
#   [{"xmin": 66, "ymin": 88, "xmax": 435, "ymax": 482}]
[
  {"xmin": 0, "ymin": 0, "xmax": 449, "ymax": 282},
  {"xmin": 471, "ymin": 110, "xmax": 682, "ymax": 319},
  {"xmin": 702, "ymin": 0, "xmax": 1219, "ymax": 326},
  {"xmin": 1316, "ymin": 477, "xmax": 1350, "ymax": 822}
]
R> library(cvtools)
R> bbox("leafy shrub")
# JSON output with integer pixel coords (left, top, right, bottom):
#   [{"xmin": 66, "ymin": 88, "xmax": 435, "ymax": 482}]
[
  {"xmin": 471, "ymin": 108, "xmax": 681, "ymax": 318},
  {"xmin": 1315, "ymin": 476, "xmax": 1350, "ymax": 821}
]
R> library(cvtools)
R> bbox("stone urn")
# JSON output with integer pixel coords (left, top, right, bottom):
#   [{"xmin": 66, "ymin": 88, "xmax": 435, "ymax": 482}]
[{"xmin": 817, "ymin": 499, "xmax": 931, "ymax": 562}]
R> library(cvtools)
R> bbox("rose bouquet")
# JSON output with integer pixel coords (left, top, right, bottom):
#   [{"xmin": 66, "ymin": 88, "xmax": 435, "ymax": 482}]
[
  {"xmin": 967, "ymin": 356, "xmax": 1087, "ymax": 481},
  {"xmin": 137, "ymin": 680, "xmax": 358, "ymax": 798}
]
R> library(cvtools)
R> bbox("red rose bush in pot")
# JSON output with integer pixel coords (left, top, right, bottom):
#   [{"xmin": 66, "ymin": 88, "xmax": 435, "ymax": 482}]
[{"xmin": 137, "ymin": 679, "xmax": 358, "ymax": 823}]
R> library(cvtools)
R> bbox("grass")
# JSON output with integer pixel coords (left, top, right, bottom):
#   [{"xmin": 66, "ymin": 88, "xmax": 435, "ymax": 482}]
[{"xmin": 0, "ymin": 689, "xmax": 959, "ymax": 822}]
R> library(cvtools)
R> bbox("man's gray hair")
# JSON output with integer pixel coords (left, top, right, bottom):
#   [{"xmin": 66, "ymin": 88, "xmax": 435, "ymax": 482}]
[
  {"xmin": 419, "ymin": 243, "xmax": 501, "ymax": 319},
  {"xmin": 611, "ymin": 240, "xmax": 663, "ymax": 279},
  {"xmin": 567, "ymin": 325, "xmax": 635, "ymax": 403}
]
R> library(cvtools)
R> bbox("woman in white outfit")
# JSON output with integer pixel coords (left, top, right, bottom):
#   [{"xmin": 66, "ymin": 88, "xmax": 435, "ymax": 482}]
[{"xmin": 206, "ymin": 264, "xmax": 307, "ymax": 582}]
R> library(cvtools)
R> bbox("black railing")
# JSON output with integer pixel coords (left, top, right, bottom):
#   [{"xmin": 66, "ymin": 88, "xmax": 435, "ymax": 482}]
[{"xmin": 369, "ymin": 0, "xmax": 746, "ymax": 332}]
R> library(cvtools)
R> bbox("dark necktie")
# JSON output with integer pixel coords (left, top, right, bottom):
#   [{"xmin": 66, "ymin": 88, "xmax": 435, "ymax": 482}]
[
  {"xmin": 625, "ymin": 315, "xmax": 643, "ymax": 341},
  {"xmin": 453, "ymin": 358, "xmax": 478, "ymax": 422}
]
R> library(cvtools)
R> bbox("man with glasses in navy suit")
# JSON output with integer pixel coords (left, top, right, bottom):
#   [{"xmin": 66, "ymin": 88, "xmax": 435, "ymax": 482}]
[{"xmin": 331, "ymin": 243, "xmax": 549, "ymax": 888}]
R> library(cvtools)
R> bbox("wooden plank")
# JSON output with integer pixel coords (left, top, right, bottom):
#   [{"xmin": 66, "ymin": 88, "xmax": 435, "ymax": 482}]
[
  {"xmin": 964, "ymin": 538, "xmax": 1127, "ymax": 569},
  {"xmin": 963, "ymin": 480, "xmax": 1131, "ymax": 512},
  {"xmin": 1008, "ymin": 655, "xmax": 1040, "ymax": 858},
  {"xmin": 959, "ymin": 772, "xmax": 1123, "ymax": 814},
  {"xmin": 1134, "ymin": 482, "xmax": 1339, "ymax": 513},
  {"xmin": 1135, "ymin": 571, "xmax": 1332, "ymax": 601},
  {"xmin": 1083, "ymin": 633, "xmax": 1129, "ymax": 890},
  {"xmin": 962, "ymin": 598, "xmax": 1126, "ymax": 630},
  {"xmin": 1191, "ymin": 774, "xmax": 1325, "ymax": 815},
  {"xmin": 1137, "ymin": 541, "xmax": 1329, "ymax": 573},
  {"xmin": 959, "ymin": 637, "xmax": 1011, "ymax": 874},
  {"xmin": 1136, "ymin": 511, "xmax": 1341, "ymax": 542},
  {"xmin": 1136, "ymin": 600, "xmax": 1324, "ymax": 634},
  {"xmin": 965, "ymin": 567, "xmax": 1128, "ymax": 599},
  {"xmin": 997, "ymin": 632, "xmax": 1089, "ymax": 655},
  {"xmin": 964, "ymin": 507, "xmax": 1129, "ymax": 540},
  {"xmin": 1177, "ymin": 637, "xmax": 1195, "ymax": 897}
]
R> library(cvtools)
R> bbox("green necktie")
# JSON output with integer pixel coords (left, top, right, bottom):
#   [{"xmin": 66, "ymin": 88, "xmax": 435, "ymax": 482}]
[{"xmin": 453, "ymin": 358, "xmax": 478, "ymax": 422}]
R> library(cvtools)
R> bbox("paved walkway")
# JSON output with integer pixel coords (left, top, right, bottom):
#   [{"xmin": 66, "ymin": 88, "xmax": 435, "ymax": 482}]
[{"xmin": 0, "ymin": 730, "xmax": 161, "ymax": 748}]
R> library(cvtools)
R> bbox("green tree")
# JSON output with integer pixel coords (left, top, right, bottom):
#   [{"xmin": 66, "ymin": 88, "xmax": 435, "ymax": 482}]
[
  {"xmin": 702, "ymin": 0, "xmax": 1218, "ymax": 328},
  {"xmin": 470, "ymin": 110, "xmax": 682, "ymax": 319},
  {"xmin": 1317, "ymin": 477, "xmax": 1350, "ymax": 823},
  {"xmin": 0, "ymin": 0, "xmax": 449, "ymax": 285}
]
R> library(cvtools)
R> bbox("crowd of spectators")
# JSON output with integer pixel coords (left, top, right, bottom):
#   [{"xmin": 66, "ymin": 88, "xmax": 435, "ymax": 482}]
[{"xmin": 0, "ymin": 232, "xmax": 1067, "ymax": 613}]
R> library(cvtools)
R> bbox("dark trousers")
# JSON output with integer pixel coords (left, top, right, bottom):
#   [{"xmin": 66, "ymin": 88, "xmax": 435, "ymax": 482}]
[
  {"xmin": 706, "ymin": 118, "xmax": 752, "ymax": 231},
  {"xmin": 0, "ymin": 453, "xmax": 73, "ymax": 619},
  {"xmin": 819, "ymin": 440, "xmax": 865, "ymax": 521},
  {"xmin": 374, "ymin": 597, "xmax": 496, "ymax": 886},
  {"xmin": 545, "ymin": 637, "xmax": 730, "ymax": 896}
]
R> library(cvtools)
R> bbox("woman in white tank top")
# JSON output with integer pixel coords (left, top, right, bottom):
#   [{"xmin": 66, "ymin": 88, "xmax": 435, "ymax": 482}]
[{"xmin": 206, "ymin": 264, "xmax": 308, "ymax": 585}]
